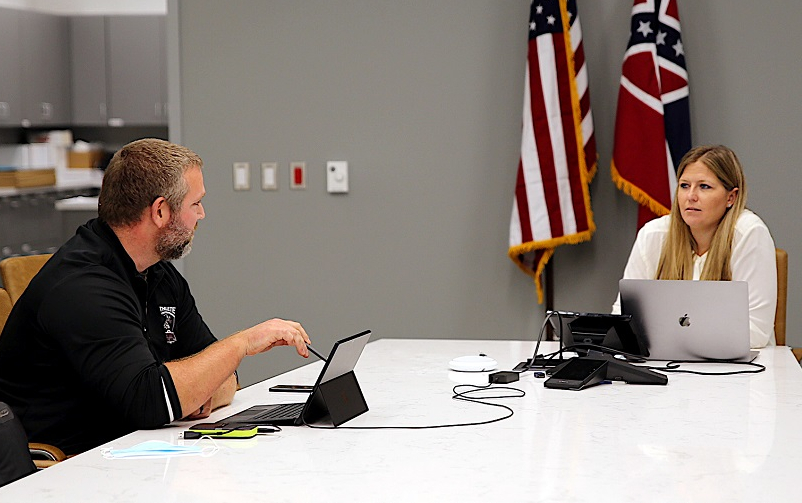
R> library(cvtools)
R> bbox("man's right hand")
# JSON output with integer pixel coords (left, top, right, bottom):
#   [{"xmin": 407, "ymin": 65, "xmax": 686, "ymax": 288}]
[
  {"xmin": 167, "ymin": 318, "xmax": 311, "ymax": 420},
  {"xmin": 236, "ymin": 318, "xmax": 311, "ymax": 358}
]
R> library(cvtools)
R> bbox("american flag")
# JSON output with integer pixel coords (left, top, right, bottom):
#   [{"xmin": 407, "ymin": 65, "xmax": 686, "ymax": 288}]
[
  {"xmin": 509, "ymin": 0, "xmax": 596, "ymax": 303},
  {"xmin": 611, "ymin": 0, "xmax": 691, "ymax": 229}
]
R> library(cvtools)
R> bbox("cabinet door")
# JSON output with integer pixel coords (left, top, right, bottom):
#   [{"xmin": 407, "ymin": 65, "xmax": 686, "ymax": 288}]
[
  {"xmin": 20, "ymin": 11, "xmax": 71, "ymax": 126},
  {"xmin": 107, "ymin": 16, "xmax": 166, "ymax": 126},
  {"xmin": 70, "ymin": 16, "xmax": 107, "ymax": 126},
  {"xmin": 0, "ymin": 8, "xmax": 22, "ymax": 125}
]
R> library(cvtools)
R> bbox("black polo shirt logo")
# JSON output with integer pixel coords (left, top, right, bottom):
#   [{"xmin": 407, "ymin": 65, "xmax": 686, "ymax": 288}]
[{"xmin": 159, "ymin": 306, "xmax": 177, "ymax": 344}]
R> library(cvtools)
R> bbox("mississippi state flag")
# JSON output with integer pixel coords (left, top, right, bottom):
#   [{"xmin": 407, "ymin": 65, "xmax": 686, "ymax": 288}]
[
  {"xmin": 611, "ymin": 0, "xmax": 691, "ymax": 229},
  {"xmin": 509, "ymin": 0, "xmax": 596, "ymax": 303}
]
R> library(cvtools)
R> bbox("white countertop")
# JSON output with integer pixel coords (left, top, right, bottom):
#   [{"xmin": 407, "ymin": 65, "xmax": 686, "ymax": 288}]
[
  {"xmin": 2, "ymin": 338, "xmax": 802, "ymax": 502},
  {"xmin": 54, "ymin": 196, "xmax": 98, "ymax": 211}
]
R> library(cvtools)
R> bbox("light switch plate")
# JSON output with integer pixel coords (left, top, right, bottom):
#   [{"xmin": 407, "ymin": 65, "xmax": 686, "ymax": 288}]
[
  {"xmin": 233, "ymin": 162, "xmax": 250, "ymax": 191},
  {"xmin": 261, "ymin": 162, "xmax": 277, "ymax": 190}
]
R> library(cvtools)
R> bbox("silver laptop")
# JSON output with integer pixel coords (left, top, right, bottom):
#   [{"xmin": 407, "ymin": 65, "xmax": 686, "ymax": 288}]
[{"xmin": 619, "ymin": 279, "xmax": 755, "ymax": 362}]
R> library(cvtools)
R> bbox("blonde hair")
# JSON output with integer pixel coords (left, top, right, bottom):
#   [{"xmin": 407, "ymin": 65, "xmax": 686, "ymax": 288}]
[
  {"xmin": 655, "ymin": 145, "xmax": 747, "ymax": 281},
  {"xmin": 99, "ymin": 139, "xmax": 203, "ymax": 228}
]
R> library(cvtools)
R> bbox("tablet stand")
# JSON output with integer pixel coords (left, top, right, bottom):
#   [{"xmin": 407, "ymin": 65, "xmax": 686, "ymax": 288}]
[{"xmin": 301, "ymin": 371, "xmax": 369, "ymax": 426}]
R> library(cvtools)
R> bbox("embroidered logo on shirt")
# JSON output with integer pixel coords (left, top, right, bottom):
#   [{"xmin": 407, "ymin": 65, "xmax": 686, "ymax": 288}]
[{"xmin": 159, "ymin": 306, "xmax": 177, "ymax": 344}]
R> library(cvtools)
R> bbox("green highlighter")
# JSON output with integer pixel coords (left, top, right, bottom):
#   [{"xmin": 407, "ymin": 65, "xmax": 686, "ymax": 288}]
[{"xmin": 183, "ymin": 424, "xmax": 259, "ymax": 439}]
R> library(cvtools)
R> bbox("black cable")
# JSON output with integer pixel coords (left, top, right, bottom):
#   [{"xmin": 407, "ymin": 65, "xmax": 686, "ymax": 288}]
[
  {"xmin": 560, "ymin": 342, "xmax": 765, "ymax": 376},
  {"xmin": 451, "ymin": 384, "xmax": 525, "ymax": 422},
  {"xmin": 523, "ymin": 339, "xmax": 640, "ymax": 371},
  {"xmin": 536, "ymin": 348, "xmax": 569, "ymax": 359},
  {"xmin": 302, "ymin": 384, "xmax": 525, "ymax": 430},
  {"xmin": 525, "ymin": 310, "xmax": 564, "ymax": 371},
  {"xmin": 646, "ymin": 360, "xmax": 766, "ymax": 375},
  {"xmin": 526, "ymin": 313, "xmax": 552, "ymax": 370}
]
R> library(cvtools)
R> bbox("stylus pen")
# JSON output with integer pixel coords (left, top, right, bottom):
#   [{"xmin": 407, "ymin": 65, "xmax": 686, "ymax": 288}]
[{"xmin": 307, "ymin": 344, "xmax": 327, "ymax": 362}]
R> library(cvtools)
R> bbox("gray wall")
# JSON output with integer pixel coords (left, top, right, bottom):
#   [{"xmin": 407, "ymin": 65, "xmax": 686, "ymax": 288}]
[{"xmin": 173, "ymin": 0, "xmax": 802, "ymax": 386}]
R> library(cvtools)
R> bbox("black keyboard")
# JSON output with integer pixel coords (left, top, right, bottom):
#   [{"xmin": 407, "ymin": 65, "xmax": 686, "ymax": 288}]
[{"xmin": 252, "ymin": 402, "xmax": 305, "ymax": 420}]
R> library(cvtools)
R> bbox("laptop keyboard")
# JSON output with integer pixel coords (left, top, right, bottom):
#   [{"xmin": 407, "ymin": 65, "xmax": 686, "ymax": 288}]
[{"xmin": 252, "ymin": 402, "xmax": 305, "ymax": 420}]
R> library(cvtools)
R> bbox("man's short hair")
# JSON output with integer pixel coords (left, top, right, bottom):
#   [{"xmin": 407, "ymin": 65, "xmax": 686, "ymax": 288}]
[{"xmin": 98, "ymin": 139, "xmax": 203, "ymax": 228}]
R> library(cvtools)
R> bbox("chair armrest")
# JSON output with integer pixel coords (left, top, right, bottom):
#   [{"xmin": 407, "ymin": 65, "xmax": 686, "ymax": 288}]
[
  {"xmin": 29, "ymin": 442, "xmax": 67, "ymax": 462},
  {"xmin": 33, "ymin": 459, "xmax": 61, "ymax": 469}
]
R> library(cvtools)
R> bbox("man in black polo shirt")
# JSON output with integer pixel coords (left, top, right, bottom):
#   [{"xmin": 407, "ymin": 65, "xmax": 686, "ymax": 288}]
[{"xmin": 0, "ymin": 139, "xmax": 311, "ymax": 455}]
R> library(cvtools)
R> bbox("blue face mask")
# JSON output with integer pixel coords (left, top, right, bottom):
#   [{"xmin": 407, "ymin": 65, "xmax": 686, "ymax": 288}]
[{"xmin": 101, "ymin": 440, "xmax": 218, "ymax": 459}]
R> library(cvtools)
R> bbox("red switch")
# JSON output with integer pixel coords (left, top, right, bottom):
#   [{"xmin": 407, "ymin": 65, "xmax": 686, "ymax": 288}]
[{"xmin": 290, "ymin": 162, "xmax": 306, "ymax": 189}]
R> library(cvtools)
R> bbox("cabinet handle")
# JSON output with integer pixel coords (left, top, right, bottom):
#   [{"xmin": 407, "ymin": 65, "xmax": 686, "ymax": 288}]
[
  {"xmin": 41, "ymin": 102, "xmax": 52, "ymax": 119},
  {"xmin": 0, "ymin": 102, "xmax": 8, "ymax": 118}
]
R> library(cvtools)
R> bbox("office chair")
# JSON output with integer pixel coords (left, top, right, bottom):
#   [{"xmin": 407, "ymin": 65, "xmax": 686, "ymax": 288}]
[
  {"xmin": 774, "ymin": 248, "xmax": 801, "ymax": 362},
  {"xmin": 0, "ymin": 254, "xmax": 53, "ymax": 304},
  {"xmin": 0, "ymin": 401, "xmax": 37, "ymax": 488},
  {"xmin": 775, "ymin": 248, "xmax": 787, "ymax": 347},
  {"xmin": 0, "ymin": 287, "xmax": 67, "ymax": 470},
  {"xmin": 0, "ymin": 288, "xmax": 10, "ymax": 332}
]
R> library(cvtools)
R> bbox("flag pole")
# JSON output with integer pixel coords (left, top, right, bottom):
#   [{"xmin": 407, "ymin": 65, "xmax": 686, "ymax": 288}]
[{"xmin": 545, "ymin": 258, "xmax": 554, "ymax": 340}]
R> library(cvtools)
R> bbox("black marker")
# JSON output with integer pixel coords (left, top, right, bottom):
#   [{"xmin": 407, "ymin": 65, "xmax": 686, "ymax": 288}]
[{"xmin": 307, "ymin": 344, "xmax": 327, "ymax": 362}]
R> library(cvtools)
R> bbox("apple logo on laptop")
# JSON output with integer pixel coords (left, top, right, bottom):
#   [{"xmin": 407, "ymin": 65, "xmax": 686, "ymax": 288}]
[{"xmin": 678, "ymin": 314, "xmax": 691, "ymax": 327}]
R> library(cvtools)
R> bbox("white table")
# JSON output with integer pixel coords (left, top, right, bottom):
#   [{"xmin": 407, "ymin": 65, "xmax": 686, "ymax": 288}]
[{"xmin": 3, "ymin": 339, "xmax": 802, "ymax": 502}]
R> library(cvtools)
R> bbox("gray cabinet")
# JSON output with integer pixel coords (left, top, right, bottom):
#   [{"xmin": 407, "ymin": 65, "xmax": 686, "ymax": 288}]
[
  {"xmin": 107, "ymin": 16, "xmax": 167, "ymax": 126},
  {"xmin": 70, "ymin": 16, "xmax": 108, "ymax": 126},
  {"xmin": 70, "ymin": 15, "xmax": 167, "ymax": 127},
  {"xmin": 20, "ymin": 11, "xmax": 71, "ymax": 126},
  {"xmin": 1, "ymin": 10, "xmax": 166, "ymax": 129},
  {"xmin": 0, "ymin": 8, "xmax": 22, "ymax": 125}
]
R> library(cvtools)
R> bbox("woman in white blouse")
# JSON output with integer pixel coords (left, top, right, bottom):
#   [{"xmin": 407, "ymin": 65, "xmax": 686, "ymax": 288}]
[{"xmin": 613, "ymin": 145, "xmax": 777, "ymax": 348}]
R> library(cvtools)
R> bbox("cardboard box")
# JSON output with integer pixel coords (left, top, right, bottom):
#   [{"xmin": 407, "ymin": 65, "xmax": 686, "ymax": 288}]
[
  {"xmin": 0, "ymin": 170, "xmax": 15, "ymax": 187},
  {"xmin": 0, "ymin": 168, "xmax": 57, "ymax": 188},
  {"xmin": 68, "ymin": 150, "xmax": 104, "ymax": 169}
]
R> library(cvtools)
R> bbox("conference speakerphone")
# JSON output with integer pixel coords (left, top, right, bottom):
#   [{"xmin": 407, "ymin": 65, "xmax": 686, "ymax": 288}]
[
  {"xmin": 544, "ymin": 356, "xmax": 667, "ymax": 390},
  {"xmin": 545, "ymin": 358, "xmax": 607, "ymax": 390},
  {"xmin": 515, "ymin": 311, "xmax": 648, "ymax": 374}
]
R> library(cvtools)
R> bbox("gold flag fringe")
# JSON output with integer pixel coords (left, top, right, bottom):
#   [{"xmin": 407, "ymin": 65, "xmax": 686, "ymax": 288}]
[{"xmin": 610, "ymin": 160, "xmax": 671, "ymax": 217}]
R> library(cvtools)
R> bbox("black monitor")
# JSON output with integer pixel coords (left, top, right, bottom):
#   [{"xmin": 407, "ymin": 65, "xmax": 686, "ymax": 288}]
[{"xmin": 549, "ymin": 311, "xmax": 648, "ymax": 357}]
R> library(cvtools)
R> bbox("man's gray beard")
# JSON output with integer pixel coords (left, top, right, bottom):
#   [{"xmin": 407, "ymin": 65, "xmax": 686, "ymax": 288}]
[{"xmin": 155, "ymin": 218, "xmax": 194, "ymax": 261}]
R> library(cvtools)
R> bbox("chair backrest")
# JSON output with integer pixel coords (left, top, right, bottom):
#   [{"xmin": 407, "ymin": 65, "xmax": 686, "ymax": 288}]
[
  {"xmin": 0, "ymin": 254, "xmax": 53, "ymax": 305},
  {"xmin": 0, "ymin": 288, "xmax": 11, "ymax": 333},
  {"xmin": 775, "ymin": 248, "xmax": 788, "ymax": 346},
  {"xmin": 0, "ymin": 402, "xmax": 37, "ymax": 487}
]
